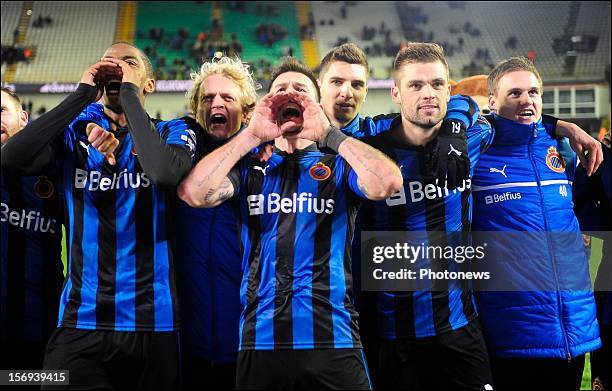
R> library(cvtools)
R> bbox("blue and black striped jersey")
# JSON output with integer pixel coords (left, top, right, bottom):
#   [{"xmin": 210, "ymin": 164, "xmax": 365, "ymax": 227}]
[
  {"xmin": 57, "ymin": 103, "xmax": 195, "ymax": 332},
  {"xmin": 1, "ymin": 173, "xmax": 64, "ymax": 343},
  {"xmin": 227, "ymin": 143, "xmax": 366, "ymax": 350},
  {"xmin": 357, "ymin": 96, "xmax": 494, "ymax": 338},
  {"xmin": 170, "ymin": 116, "xmax": 243, "ymax": 363}
]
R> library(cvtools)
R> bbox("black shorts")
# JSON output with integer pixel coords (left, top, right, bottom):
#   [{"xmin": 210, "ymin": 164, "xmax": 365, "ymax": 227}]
[
  {"xmin": 42, "ymin": 327, "xmax": 180, "ymax": 390},
  {"xmin": 182, "ymin": 354, "xmax": 236, "ymax": 390},
  {"xmin": 378, "ymin": 319, "xmax": 493, "ymax": 391},
  {"xmin": 236, "ymin": 349, "xmax": 372, "ymax": 390}
]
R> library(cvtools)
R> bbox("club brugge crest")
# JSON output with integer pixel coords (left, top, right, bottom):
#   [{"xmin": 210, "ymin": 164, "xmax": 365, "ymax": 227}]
[
  {"xmin": 309, "ymin": 162, "xmax": 331, "ymax": 181},
  {"xmin": 545, "ymin": 146, "xmax": 566, "ymax": 173},
  {"xmin": 34, "ymin": 176, "xmax": 54, "ymax": 198}
]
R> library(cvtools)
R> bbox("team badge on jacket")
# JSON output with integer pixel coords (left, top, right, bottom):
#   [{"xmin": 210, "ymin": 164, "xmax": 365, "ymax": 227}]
[
  {"xmin": 309, "ymin": 162, "xmax": 331, "ymax": 181},
  {"xmin": 34, "ymin": 176, "xmax": 55, "ymax": 198},
  {"xmin": 545, "ymin": 146, "xmax": 566, "ymax": 173}
]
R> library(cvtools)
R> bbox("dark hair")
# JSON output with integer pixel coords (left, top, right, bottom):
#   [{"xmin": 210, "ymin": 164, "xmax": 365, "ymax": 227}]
[
  {"xmin": 393, "ymin": 42, "xmax": 449, "ymax": 83},
  {"xmin": 319, "ymin": 43, "xmax": 369, "ymax": 79},
  {"xmin": 268, "ymin": 57, "xmax": 320, "ymax": 100},
  {"xmin": 110, "ymin": 41, "xmax": 155, "ymax": 79},
  {"xmin": 488, "ymin": 56, "xmax": 542, "ymax": 96},
  {"xmin": 1, "ymin": 86, "xmax": 22, "ymax": 110}
]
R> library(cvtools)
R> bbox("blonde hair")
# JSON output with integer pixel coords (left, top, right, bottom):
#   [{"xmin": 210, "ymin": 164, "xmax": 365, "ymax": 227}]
[{"xmin": 187, "ymin": 56, "xmax": 259, "ymax": 122}]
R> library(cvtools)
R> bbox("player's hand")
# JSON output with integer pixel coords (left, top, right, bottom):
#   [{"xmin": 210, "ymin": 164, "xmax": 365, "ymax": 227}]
[
  {"xmin": 86, "ymin": 123, "xmax": 119, "ymax": 165},
  {"xmin": 293, "ymin": 92, "xmax": 331, "ymax": 142},
  {"xmin": 567, "ymin": 126, "xmax": 603, "ymax": 177},
  {"xmin": 545, "ymin": 117, "xmax": 604, "ymax": 176},
  {"xmin": 80, "ymin": 60, "xmax": 121, "ymax": 101},
  {"xmin": 101, "ymin": 57, "xmax": 140, "ymax": 86},
  {"xmin": 429, "ymin": 119, "xmax": 470, "ymax": 190},
  {"xmin": 244, "ymin": 92, "xmax": 284, "ymax": 143}
]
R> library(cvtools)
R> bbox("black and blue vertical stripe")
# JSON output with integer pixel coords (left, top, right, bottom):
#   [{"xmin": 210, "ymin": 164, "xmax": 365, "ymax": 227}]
[
  {"xmin": 57, "ymin": 105, "xmax": 192, "ymax": 332},
  {"xmin": 234, "ymin": 147, "xmax": 362, "ymax": 350},
  {"xmin": 364, "ymin": 117, "xmax": 493, "ymax": 339},
  {"xmin": 1, "ymin": 174, "xmax": 63, "ymax": 343}
]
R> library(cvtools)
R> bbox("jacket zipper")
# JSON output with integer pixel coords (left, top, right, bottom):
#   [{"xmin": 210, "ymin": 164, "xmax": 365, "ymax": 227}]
[{"xmin": 528, "ymin": 123, "xmax": 572, "ymax": 362}]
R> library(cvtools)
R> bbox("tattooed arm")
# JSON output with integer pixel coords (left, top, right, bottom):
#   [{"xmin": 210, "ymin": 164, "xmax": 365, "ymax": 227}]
[
  {"xmin": 178, "ymin": 92, "xmax": 283, "ymax": 208},
  {"xmin": 296, "ymin": 92, "xmax": 403, "ymax": 201},
  {"xmin": 337, "ymin": 137, "xmax": 403, "ymax": 200},
  {"xmin": 177, "ymin": 131, "xmax": 260, "ymax": 208}
]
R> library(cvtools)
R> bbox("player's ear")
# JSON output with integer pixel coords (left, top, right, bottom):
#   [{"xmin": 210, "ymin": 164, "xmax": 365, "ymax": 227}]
[
  {"xmin": 391, "ymin": 85, "xmax": 401, "ymax": 105},
  {"xmin": 144, "ymin": 78, "xmax": 156, "ymax": 95},
  {"xmin": 488, "ymin": 95, "xmax": 497, "ymax": 112},
  {"xmin": 242, "ymin": 107, "xmax": 251, "ymax": 124},
  {"xmin": 19, "ymin": 109, "xmax": 29, "ymax": 127}
]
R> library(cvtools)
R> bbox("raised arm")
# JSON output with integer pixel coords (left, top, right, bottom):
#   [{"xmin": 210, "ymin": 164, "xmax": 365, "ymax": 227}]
[
  {"xmin": 297, "ymin": 93, "xmax": 403, "ymax": 200},
  {"xmin": 99, "ymin": 57, "xmax": 194, "ymax": 186},
  {"xmin": 1, "ymin": 61, "xmax": 113, "ymax": 174},
  {"xmin": 553, "ymin": 118, "xmax": 603, "ymax": 177},
  {"xmin": 178, "ymin": 92, "xmax": 284, "ymax": 208}
]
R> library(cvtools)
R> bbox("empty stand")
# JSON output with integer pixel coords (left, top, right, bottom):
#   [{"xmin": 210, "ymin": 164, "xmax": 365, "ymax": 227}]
[
  {"xmin": 13, "ymin": 1, "xmax": 118, "ymax": 83},
  {"xmin": 1, "ymin": 1, "xmax": 24, "ymax": 46},
  {"xmin": 572, "ymin": 1, "xmax": 611, "ymax": 79}
]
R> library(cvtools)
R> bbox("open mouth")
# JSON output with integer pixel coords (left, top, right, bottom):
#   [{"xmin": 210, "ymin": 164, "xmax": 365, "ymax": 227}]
[
  {"xmin": 280, "ymin": 103, "xmax": 302, "ymax": 122},
  {"xmin": 105, "ymin": 80, "xmax": 122, "ymax": 95},
  {"xmin": 517, "ymin": 109, "xmax": 534, "ymax": 119},
  {"xmin": 210, "ymin": 113, "xmax": 228, "ymax": 125}
]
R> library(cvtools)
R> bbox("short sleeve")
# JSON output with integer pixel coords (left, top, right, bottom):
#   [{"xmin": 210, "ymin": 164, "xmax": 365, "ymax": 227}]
[
  {"xmin": 227, "ymin": 164, "xmax": 243, "ymax": 195},
  {"xmin": 344, "ymin": 160, "xmax": 367, "ymax": 199}
]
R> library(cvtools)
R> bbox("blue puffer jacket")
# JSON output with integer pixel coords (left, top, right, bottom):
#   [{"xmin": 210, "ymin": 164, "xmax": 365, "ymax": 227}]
[{"xmin": 471, "ymin": 113, "xmax": 601, "ymax": 359}]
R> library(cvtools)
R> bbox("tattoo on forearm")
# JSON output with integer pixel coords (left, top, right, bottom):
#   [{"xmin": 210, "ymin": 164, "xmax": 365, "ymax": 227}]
[
  {"xmin": 342, "ymin": 140, "xmax": 387, "ymax": 185},
  {"xmin": 195, "ymin": 143, "xmax": 240, "ymax": 188},
  {"xmin": 203, "ymin": 177, "xmax": 234, "ymax": 204},
  {"xmin": 217, "ymin": 191, "xmax": 233, "ymax": 202},
  {"xmin": 203, "ymin": 188, "xmax": 216, "ymax": 203}
]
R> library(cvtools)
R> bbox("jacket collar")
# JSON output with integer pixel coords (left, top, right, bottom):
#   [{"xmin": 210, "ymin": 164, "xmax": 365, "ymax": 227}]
[{"xmin": 489, "ymin": 112, "xmax": 547, "ymax": 146}]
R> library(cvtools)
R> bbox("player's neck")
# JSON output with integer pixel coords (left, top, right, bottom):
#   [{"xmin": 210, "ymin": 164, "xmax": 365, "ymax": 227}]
[
  {"xmin": 329, "ymin": 115, "xmax": 350, "ymax": 130},
  {"xmin": 103, "ymin": 107, "xmax": 128, "ymax": 127},
  {"xmin": 275, "ymin": 137, "xmax": 314, "ymax": 154},
  {"xmin": 396, "ymin": 117, "xmax": 441, "ymax": 146}
]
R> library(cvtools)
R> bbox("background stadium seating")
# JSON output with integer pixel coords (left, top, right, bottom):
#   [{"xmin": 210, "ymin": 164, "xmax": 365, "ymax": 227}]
[
  {"xmin": 1, "ymin": 1, "xmax": 609, "ymax": 128},
  {"xmin": 12, "ymin": 1, "xmax": 119, "ymax": 83},
  {"xmin": 2, "ymin": 1, "xmax": 609, "ymax": 83}
]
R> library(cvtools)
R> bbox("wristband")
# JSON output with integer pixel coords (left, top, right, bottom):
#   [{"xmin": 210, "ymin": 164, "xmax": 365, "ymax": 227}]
[{"xmin": 319, "ymin": 126, "xmax": 349, "ymax": 153}]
